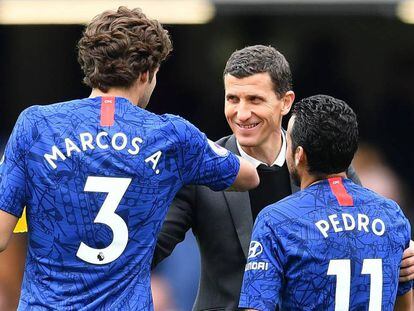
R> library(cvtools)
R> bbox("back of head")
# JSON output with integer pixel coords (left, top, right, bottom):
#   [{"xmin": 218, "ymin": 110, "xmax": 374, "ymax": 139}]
[
  {"xmin": 291, "ymin": 95, "xmax": 358, "ymax": 175},
  {"xmin": 223, "ymin": 45, "xmax": 292, "ymax": 97},
  {"xmin": 78, "ymin": 6, "xmax": 172, "ymax": 92}
]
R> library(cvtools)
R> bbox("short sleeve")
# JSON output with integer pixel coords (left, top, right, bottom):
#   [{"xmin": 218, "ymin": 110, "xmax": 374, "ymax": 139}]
[
  {"xmin": 239, "ymin": 212, "xmax": 285, "ymax": 311},
  {"xmin": 0, "ymin": 108, "xmax": 32, "ymax": 217},
  {"xmin": 171, "ymin": 117, "xmax": 240, "ymax": 191}
]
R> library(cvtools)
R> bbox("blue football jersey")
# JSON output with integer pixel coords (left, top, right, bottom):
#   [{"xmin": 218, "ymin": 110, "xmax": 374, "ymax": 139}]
[
  {"xmin": 239, "ymin": 177, "xmax": 412, "ymax": 311},
  {"xmin": 0, "ymin": 96, "xmax": 240, "ymax": 310}
]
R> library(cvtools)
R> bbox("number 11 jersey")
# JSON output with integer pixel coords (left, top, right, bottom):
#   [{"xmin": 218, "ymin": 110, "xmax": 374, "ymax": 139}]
[
  {"xmin": 0, "ymin": 96, "xmax": 240, "ymax": 310},
  {"xmin": 239, "ymin": 177, "xmax": 412, "ymax": 311}
]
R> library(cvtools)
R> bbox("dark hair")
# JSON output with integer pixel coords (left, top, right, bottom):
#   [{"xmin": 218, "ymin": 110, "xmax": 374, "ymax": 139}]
[
  {"xmin": 78, "ymin": 6, "xmax": 172, "ymax": 92},
  {"xmin": 223, "ymin": 45, "xmax": 292, "ymax": 98},
  {"xmin": 291, "ymin": 95, "xmax": 358, "ymax": 175}
]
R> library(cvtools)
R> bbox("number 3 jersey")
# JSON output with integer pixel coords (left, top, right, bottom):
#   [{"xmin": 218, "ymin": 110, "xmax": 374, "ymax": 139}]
[
  {"xmin": 0, "ymin": 97, "xmax": 240, "ymax": 310},
  {"xmin": 239, "ymin": 177, "xmax": 412, "ymax": 311}
]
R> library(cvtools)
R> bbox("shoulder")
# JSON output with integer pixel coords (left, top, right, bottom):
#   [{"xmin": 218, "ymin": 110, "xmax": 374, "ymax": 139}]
[
  {"xmin": 18, "ymin": 104, "xmax": 42, "ymax": 120},
  {"xmin": 352, "ymin": 184, "xmax": 411, "ymax": 237},
  {"xmin": 13, "ymin": 105, "xmax": 44, "ymax": 132},
  {"xmin": 257, "ymin": 191, "xmax": 305, "ymax": 225},
  {"xmin": 342, "ymin": 182, "xmax": 408, "ymax": 229},
  {"xmin": 161, "ymin": 113, "xmax": 187, "ymax": 123},
  {"xmin": 349, "ymin": 182, "xmax": 400, "ymax": 209},
  {"xmin": 21, "ymin": 99, "xmax": 86, "ymax": 120},
  {"xmin": 161, "ymin": 113, "xmax": 195, "ymax": 130},
  {"xmin": 160, "ymin": 114, "xmax": 207, "ymax": 144},
  {"xmin": 256, "ymin": 186, "xmax": 331, "ymax": 229},
  {"xmin": 363, "ymin": 188, "xmax": 408, "ymax": 223}
]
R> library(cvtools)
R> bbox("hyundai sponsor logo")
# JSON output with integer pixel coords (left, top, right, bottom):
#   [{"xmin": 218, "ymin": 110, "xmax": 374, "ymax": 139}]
[
  {"xmin": 245, "ymin": 261, "xmax": 269, "ymax": 271},
  {"xmin": 248, "ymin": 241, "xmax": 263, "ymax": 259}
]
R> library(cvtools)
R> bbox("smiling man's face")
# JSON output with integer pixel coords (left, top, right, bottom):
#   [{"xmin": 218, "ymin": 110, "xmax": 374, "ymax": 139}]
[{"xmin": 224, "ymin": 72, "xmax": 288, "ymax": 150}]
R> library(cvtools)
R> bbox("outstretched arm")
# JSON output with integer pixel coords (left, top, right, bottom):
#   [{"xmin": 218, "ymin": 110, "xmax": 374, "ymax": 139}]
[{"xmin": 227, "ymin": 156, "xmax": 259, "ymax": 192}]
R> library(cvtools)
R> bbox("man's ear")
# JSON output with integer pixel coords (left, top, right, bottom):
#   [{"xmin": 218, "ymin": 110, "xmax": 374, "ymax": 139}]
[
  {"xmin": 281, "ymin": 91, "xmax": 295, "ymax": 116},
  {"xmin": 295, "ymin": 146, "xmax": 307, "ymax": 167},
  {"xmin": 139, "ymin": 71, "xmax": 149, "ymax": 84}
]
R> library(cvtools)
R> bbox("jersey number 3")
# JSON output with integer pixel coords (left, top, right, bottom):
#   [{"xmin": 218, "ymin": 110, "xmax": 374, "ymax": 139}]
[
  {"xmin": 76, "ymin": 176, "xmax": 132, "ymax": 265},
  {"xmin": 328, "ymin": 259, "xmax": 382, "ymax": 311}
]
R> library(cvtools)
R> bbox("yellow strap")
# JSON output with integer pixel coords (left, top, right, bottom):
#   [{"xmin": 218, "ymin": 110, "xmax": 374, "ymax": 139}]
[{"xmin": 13, "ymin": 208, "xmax": 28, "ymax": 233}]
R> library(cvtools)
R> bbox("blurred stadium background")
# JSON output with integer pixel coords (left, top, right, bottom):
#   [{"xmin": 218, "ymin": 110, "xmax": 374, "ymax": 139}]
[{"xmin": 1, "ymin": 0, "xmax": 414, "ymax": 310}]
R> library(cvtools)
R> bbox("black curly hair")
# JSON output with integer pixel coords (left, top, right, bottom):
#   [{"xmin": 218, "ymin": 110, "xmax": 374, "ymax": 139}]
[{"xmin": 291, "ymin": 95, "xmax": 358, "ymax": 175}]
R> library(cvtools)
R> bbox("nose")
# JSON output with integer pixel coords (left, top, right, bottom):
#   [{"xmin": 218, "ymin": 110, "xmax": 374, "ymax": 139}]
[{"xmin": 236, "ymin": 102, "xmax": 251, "ymax": 121}]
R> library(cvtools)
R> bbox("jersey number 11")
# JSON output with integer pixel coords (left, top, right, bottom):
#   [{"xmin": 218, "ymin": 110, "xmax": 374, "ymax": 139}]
[{"xmin": 328, "ymin": 259, "xmax": 382, "ymax": 311}]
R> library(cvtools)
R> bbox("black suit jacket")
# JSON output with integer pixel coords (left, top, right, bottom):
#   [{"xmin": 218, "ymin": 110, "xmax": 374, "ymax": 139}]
[{"xmin": 153, "ymin": 134, "xmax": 361, "ymax": 311}]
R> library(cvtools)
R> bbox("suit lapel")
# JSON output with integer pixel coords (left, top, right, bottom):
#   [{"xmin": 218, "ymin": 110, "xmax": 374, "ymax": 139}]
[
  {"xmin": 222, "ymin": 135, "xmax": 253, "ymax": 258},
  {"xmin": 221, "ymin": 134, "xmax": 299, "ymax": 257}
]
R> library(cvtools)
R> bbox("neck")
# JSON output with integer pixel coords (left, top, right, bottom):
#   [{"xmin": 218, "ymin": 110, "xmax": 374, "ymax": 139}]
[
  {"xmin": 241, "ymin": 131, "xmax": 283, "ymax": 166},
  {"xmin": 89, "ymin": 87, "xmax": 139, "ymax": 106},
  {"xmin": 300, "ymin": 171, "xmax": 347, "ymax": 190}
]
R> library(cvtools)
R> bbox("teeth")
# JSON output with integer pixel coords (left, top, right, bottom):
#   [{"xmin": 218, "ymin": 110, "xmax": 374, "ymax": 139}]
[{"xmin": 238, "ymin": 123, "xmax": 258, "ymax": 129}]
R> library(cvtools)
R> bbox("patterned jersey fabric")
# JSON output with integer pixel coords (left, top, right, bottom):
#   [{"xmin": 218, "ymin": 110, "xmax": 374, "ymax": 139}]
[
  {"xmin": 0, "ymin": 96, "xmax": 240, "ymax": 310},
  {"xmin": 239, "ymin": 178, "xmax": 412, "ymax": 311}
]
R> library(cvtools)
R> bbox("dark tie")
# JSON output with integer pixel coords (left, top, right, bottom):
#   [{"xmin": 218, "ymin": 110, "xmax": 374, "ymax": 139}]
[
  {"xmin": 249, "ymin": 163, "xmax": 291, "ymax": 221},
  {"xmin": 257, "ymin": 164, "xmax": 281, "ymax": 172}
]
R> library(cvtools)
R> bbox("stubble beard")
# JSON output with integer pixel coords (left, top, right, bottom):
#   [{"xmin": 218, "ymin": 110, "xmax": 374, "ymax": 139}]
[{"xmin": 289, "ymin": 165, "xmax": 301, "ymax": 187}]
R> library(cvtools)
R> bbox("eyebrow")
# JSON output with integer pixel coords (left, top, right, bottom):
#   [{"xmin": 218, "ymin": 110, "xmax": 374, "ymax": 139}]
[{"xmin": 246, "ymin": 94, "xmax": 265, "ymax": 101}]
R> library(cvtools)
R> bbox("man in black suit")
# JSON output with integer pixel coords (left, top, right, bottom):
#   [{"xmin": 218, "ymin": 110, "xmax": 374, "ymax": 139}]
[{"xmin": 153, "ymin": 45, "xmax": 414, "ymax": 310}]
